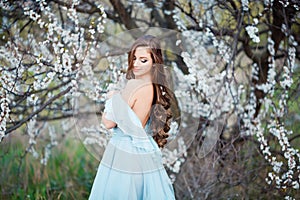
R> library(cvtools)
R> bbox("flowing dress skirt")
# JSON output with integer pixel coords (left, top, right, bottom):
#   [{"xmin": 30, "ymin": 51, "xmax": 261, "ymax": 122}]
[{"xmin": 89, "ymin": 93, "xmax": 175, "ymax": 200}]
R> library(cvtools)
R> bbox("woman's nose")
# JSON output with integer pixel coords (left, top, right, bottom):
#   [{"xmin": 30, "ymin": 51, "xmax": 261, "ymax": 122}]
[{"xmin": 134, "ymin": 59, "xmax": 139, "ymax": 66}]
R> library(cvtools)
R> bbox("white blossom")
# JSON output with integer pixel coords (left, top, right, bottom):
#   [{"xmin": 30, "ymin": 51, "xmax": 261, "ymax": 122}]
[
  {"xmin": 162, "ymin": 137, "xmax": 187, "ymax": 182},
  {"xmin": 264, "ymin": 0, "xmax": 274, "ymax": 7},
  {"xmin": 246, "ymin": 25, "xmax": 260, "ymax": 43},
  {"xmin": 241, "ymin": 0, "xmax": 249, "ymax": 11},
  {"xmin": 0, "ymin": 89, "xmax": 10, "ymax": 141},
  {"xmin": 280, "ymin": 66, "xmax": 293, "ymax": 88}
]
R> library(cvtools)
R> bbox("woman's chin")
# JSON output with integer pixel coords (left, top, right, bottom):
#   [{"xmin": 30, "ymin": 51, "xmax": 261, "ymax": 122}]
[{"xmin": 133, "ymin": 72, "xmax": 141, "ymax": 76}]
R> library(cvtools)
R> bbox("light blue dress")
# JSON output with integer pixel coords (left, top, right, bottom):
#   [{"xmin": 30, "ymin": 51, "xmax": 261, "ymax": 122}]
[{"xmin": 89, "ymin": 93, "xmax": 175, "ymax": 200}]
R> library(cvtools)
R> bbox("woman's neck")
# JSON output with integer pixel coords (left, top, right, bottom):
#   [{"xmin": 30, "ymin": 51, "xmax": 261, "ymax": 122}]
[{"xmin": 135, "ymin": 74, "xmax": 152, "ymax": 82}]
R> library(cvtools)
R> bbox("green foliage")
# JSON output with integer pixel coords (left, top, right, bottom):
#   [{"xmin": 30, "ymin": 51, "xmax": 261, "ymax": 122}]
[{"xmin": 0, "ymin": 136, "xmax": 99, "ymax": 200}]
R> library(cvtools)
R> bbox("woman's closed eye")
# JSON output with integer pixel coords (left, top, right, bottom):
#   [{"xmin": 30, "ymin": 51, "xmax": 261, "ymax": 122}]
[{"xmin": 141, "ymin": 59, "xmax": 148, "ymax": 63}]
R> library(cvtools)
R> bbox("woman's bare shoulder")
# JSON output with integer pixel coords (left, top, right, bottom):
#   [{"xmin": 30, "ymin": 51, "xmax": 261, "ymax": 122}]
[
  {"xmin": 126, "ymin": 79, "xmax": 143, "ymax": 87},
  {"xmin": 122, "ymin": 79, "xmax": 153, "ymax": 106},
  {"xmin": 124, "ymin": 79, "xmax": 151, "ymax": 92},
  {"xmin": 122, "ymin": 79, "xmax": 138, "ymax": 95}
]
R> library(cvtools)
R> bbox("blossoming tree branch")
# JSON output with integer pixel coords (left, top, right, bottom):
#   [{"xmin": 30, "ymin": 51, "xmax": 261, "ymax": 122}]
[{"xmin": 0, "ymin": 0, "xmax": 106, "ymax": 162}]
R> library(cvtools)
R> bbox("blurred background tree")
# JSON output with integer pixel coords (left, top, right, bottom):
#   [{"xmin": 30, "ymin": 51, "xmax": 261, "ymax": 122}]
[{"xmin": 1, "ymin": 0, "xmax": 300, "ymax": 199}]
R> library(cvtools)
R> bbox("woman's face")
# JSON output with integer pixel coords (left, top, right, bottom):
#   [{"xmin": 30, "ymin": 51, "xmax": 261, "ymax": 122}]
[{"xmin": 132, "ymin": 46, "xmax": 153, "ymax": 79}]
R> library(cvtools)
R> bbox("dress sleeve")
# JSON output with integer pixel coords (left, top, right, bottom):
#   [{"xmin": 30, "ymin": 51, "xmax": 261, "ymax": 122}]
[{"xmin": 103, "ymin": 98, "xmax": 115, "ymax": 122}]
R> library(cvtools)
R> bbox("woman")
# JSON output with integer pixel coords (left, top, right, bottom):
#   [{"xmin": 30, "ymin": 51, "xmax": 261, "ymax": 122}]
[{"xmin": 89, "ymin": 35, "xmax": 176, "ymax": 200}]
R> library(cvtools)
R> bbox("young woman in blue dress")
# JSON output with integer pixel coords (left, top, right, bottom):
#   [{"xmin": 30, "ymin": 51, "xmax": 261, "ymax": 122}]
[{"xmin": 89, "ymin": 35, "xmax": 176, "ymax": 200}]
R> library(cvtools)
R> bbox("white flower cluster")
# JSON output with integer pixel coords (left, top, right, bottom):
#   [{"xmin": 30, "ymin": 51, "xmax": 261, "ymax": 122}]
[
  {"xmin": 265, "ymin": 121, "xmax": 300, "ymax": 190},
  {"xmin": 284, "ymin": 196, "xmax": 295, "ymax": 200},
  {"xmin": 241, "ymin": 0, "xmax": 249, "ymax": 11},
  {"xmin": 105, "ymin": 55, "xmax": 128, "ymax": 93},
  {"xmin": 26, "ymin": 118, "xmax": 39, "ymax": 159},
  {"xmin": 0, "ymin": 0, "xmax": 10, "ymax": 9},
  {"xmin": 0, "ymin": 46, "xmax": 24, "ymax": 93},
  {"xmin": 167, "ymin": 121, "xmax": 180, "ymax": 140},
  {"xmin": 23, "ymin": 0, "xmax": 106, "ymax": 91},
  {"xmin": 40, "ymin": 125, "xmax": 58, "ymax": 165},
  {"xmin": 264, "ymin": 0, "xmax": 274, "ymax": 7},
  {"xmin": 48, "ymin": 125, "xmax": 58, "ymax": 146},
  {"xmin": 201, "ymin": 28, "xmax": 232, "ymax": 63},
  {"xmin": 252, "ymin": 63, "xmax": 259, "ymax": 81},
  {"xmin": 280, "ymin": 66, "xmax": 293, "ymax": 89},
  {"xmin": 246, "ymin": 25, "xmax": 260, "ymax": 43},
  {"xmin": 0, "ymin": 0, "xmax": 107, "ymax": 166},
  {"xmin": 256, "ymin": 36, "xmax": 276, "ymax": 95},
  {"xmin": 172, "ymin": 9, "xmax": 187, "ymax": 31},
  {"xmin": 279, "ymin": 0, "xmax": 290, "ymax": 8},
  {"xmin": 40, "ymin": 145, "xmax": 51, "ymax": 165},
  {"xmin": 251, "ymin": 106, "xmax": 300, "ymax": 192},
  {"xmin": 27, "ymin": 94, "xmax": 39, "ymax": 113},
  {"xmin": 162, "ymin": 137, "xmax": 187, "ymax": 183},
  {"xmin": 175, "ymin": 37, "xmax": 231, "ymax": 121},
  {"xmin": 288, "ymin": 37, "xmax": 297, "ymax": 73},
  {"xmin": 246, "ymin": 35, "xmax": 300, "ymax": 194},
  {"xmin": 0, "ymin": 89, "xmax": 10, "ymax": 141},
  {"xmin": 96, "ymin": 4, "xmax": 107, "ymax": 34},
  {"xmin": 165, "ymin": 30, "xmax": 241, "ymax": 165},
  {"xmin": 77, "ymin": 52, "xmax": 104, "ymax": 101}
]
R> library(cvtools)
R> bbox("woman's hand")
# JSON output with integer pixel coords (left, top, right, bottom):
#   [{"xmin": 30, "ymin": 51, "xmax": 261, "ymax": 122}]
[
  {"xmin": 102, "ymin": 113, "xmax": 117, "ymax": 129},
  {"xmin": 102, "ymin": 90, "xmax": 118, "ymax": 129},
  {"xmin": 106, "ymin": 90, "xmax": 118, "ymax": 99}
]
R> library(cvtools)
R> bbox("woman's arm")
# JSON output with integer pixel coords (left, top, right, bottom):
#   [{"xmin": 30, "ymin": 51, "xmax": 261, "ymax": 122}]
[
  {"xmin": 102, "ymin": 113, "xmax": 117, "ymax": 129},
  {"xmin": 102, "ymin": 90, "xmax": 117, "ymax": 129}
]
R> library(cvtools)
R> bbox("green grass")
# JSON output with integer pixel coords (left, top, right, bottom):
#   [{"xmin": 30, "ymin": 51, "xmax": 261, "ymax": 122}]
[{"xmin": 0, "ymin": 135, "xmax": 99, "ymax": 200}]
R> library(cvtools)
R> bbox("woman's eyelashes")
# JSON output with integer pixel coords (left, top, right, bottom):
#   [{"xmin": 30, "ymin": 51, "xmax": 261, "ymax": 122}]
[{"xmin": 133, "ymin": 57, "xmax": 148, "ymax": 64}]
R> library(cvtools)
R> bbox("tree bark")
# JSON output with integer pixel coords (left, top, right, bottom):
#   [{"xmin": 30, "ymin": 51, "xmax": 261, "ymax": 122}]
[{"xmin": 109, "ymin": 0, "xmax": 143, "ymax": 37}]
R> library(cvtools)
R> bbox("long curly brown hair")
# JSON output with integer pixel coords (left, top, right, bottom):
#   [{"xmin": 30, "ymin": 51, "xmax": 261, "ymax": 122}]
[{"xmin": 126, "ymin": 35, "xmax": 175, "ymax": 148}]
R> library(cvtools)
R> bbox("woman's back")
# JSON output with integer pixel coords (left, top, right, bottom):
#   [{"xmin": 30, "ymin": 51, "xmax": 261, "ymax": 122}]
[{"xmin": 121, "ymin": 79, "xmax": 154, "ymax": 128}]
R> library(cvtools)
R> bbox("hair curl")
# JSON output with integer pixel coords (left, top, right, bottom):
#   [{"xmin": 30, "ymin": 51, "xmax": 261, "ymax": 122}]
[{"xmin": 126, "ymin": 35, "xmax": 175, "ymax": 148}]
